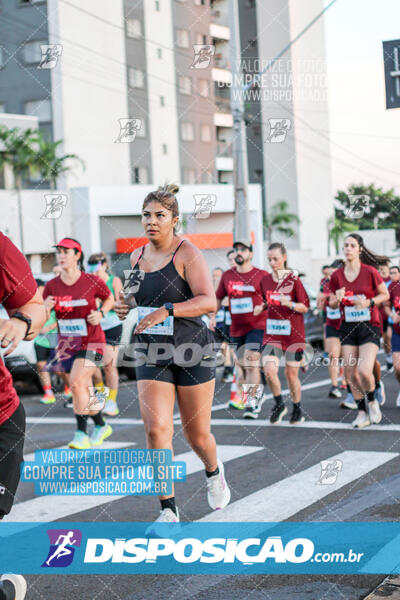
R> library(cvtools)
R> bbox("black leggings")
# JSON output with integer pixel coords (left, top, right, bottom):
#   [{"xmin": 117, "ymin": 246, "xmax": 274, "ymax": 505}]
[{"xmin": 0, "ymin": 402, "xmax": 26, "ymax": 519}]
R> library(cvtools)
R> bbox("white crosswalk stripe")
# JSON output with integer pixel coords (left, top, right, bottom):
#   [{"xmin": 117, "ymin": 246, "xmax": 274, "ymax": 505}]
[
  {"xmin": 25, "ymin": 415, "xmax": 400, "ymax": 432},
  {"xmin": 199, "ymin": 450, "xmax": 398, "ymax": 522}
]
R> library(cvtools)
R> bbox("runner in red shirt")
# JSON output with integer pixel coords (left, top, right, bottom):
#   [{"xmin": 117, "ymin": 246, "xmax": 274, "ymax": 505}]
[
  {"xmin": 43, "ymin": 238, "xmax": 114, "ymax": 450},
  {"xmin": 378, "ymin": 261, "xmax": 393, "ymax": 372},
  {"xmin": 215, "ymin": 239, "xmax": 268, "ymax": 419},
  {"xmin": 328, "ymin": 233, "xmax": 389, "ymax": 429},
  {"xmin": 0, "ymin": 232, "xmax": 46, "ymax": 600},
  {"xmin": 254, "ymin": 242, "xmax": 310, "ymax": 425},
  {"xmin": 318, "ymin": 259, "xmax": 347, "ymax": 402},
  {"xmin": 385, "ymin": 270, "xmax": 400, "ymax": 406}
]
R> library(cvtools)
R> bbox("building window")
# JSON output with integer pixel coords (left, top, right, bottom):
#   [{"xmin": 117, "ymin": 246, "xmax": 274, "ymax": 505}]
[
  {"xmin": 178, "ymin": 75, "xmax": 192, "ymax": 95},
  {"xmin": 134, "ymin": 167, "xmax": 148, "ymax": 183},
  {"xmin": 157, "ymin": 48, "xmax": 162, "ymax": 59},
  {"xmin": 254, "ymin": 169, "xmax": 262, "ymax": 179},
  {"xmin": 135, "ymin": 119, "xmax": 146, "ymax": 137},
  {"xmin": 176, "ymin": 29, "xmax": 189, "ymax": 48},
  {"xmin": 0, "ymin": 103, "xmax": 5, "ymax": 113},
  {"xmin": 196, "ymin": 33, "xmax": 207, "ymax": 45},
  {"xmin": 162, "ymin": 144, "xmax": 168, "ymax": 155},
  {"xmin": 128, "ymin": 67, "xmax": 145, "ymax": 88},
  {"xmin": 155, "ymin": 0, "xmax": 160, "ymax": 9},
  {"xmin": 160, "ymin": 96, "xmax": 165, "ymax": 106},
  {"xmin": 181, "ymin": 122, "xmax": 194, "ymax": 141},
  {"xmin": 24, "ymin": 99, "xmax": 52, "ymax": 122},
  {"xmin": 183, "ymin": 169, "xmax": 196, "ymax": 184},
  {"xmin": 22, "ymin": 40, "xmax": 46, "ymax": 65},
  {"xmin": 200, "ymin": 124, "xmax": 211, "ymax": 142},
  {"xmin": 126, "ymin": 19, "xmax": 142, "ymax": 38},
  {"xmin": 199, "ymin": 79, "xmax": 209, "ymax": 97}
]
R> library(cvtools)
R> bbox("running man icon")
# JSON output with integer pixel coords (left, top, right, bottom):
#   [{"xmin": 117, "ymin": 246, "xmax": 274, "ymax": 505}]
[{"xmin": 42, "ymin": 529, "xmax": 81, "ymax": 568}]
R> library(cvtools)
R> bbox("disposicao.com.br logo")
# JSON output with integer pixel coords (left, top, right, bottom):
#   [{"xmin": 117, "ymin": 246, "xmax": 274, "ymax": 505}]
[
  {"xmin": 82, "ymin": 536, "xmax": 363, "ymax": 565},
  {"xmin": 42, "ymin": 529, "xmax": 82, "ymax": 568}
]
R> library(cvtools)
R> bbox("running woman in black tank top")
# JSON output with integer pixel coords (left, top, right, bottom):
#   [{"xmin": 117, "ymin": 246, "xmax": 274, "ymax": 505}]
[{"xmin": 115, "ymin": 184, "xmax": 231, "ymax": 530}]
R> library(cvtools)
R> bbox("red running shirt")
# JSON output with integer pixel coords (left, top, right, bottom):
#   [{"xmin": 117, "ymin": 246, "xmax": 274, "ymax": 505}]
[
  {"xmin": 329, "ymin": 264, "xmax": 383, "ymax": 328},
  {"xmin": 323, "ymin": 279, "xmax": 341, "ymax": 329},
  {"xmin": 0, "ymin": 233, "xmax": 37, "ymax": 425},
  {"xmin": 43, "ymin": 272, "xmax": 111, "ymax": 354},
  {"xmin": 260, "ymin": 272, "xmax": 310, "ymax": 350},
  {"xmin": 216, "ymin": 267, "xmax": 268, "ymax": 336},
  {"xmin": 389, "ymin": 280, "xmax": 400, "ymax": 336}
]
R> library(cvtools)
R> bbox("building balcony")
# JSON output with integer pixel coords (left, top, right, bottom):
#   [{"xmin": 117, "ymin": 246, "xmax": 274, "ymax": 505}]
[
  {"xmin": 209, "ymin": 23, "xmax": 230, "ymax": 41},
  {"xmin": 214, "ymin": 111, "xmax": 233, "ymax": 127},
  {"xmin": 215, "ymin": 156, "xmax": 233, "ymax": 171},
  {"xmin": 212, "ymin": 67, "xmax": 231, "ymax": 85}
]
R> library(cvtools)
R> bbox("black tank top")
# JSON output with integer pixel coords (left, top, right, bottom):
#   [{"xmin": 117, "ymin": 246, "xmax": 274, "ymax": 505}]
[{"xmin": 130, "ymin": 240, "xmax": 212, "ymax": 349}]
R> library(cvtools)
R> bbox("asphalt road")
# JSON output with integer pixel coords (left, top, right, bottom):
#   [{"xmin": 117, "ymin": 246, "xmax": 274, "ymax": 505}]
[{"xmin": 8, "ymin": 350, "xmax": 400, "ymax": 600}]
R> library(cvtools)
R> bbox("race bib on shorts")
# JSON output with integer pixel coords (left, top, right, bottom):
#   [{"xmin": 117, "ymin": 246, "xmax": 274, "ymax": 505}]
[
  {"xmin": 230, "ymin": 297, "xmax": 253, "ymax": 314},
  {"xmin": 326, "ymin": 306, "xmax": 341, "ymax": 320},
  {"xmin": 215, "ymin": 309, "xmax": 225, "ymax": 323},
  {"xmin": 225, "ymin": 311, "xmax": 232, "ymax": 325},
  {"xmin": 266, "ymin": 319, "xmax": 291, "ymax": 335},
  {"xmin": 137, "ymin": 306, "xmax": 174, "ymax": 335},
  {"xmin": 59, "ymin": 319, "xmax": 88, "ymax": 336},
  {"xmin": 344, "ymin": 306, "xmax": 371, "ymax": 322}
]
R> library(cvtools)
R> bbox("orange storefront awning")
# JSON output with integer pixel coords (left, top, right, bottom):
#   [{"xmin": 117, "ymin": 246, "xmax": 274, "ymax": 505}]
[{"xmin": 116, "ymin": 232, "xmax": 255, "ymax": 253}]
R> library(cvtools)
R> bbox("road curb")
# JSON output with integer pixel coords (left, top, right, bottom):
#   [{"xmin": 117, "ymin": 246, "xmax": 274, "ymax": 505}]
[{"xmin": 365, "ymin": 576, "xmax": 400, "ymax": 598}]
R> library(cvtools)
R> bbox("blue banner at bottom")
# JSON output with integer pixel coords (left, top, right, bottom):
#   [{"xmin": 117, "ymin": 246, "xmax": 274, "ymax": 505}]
[{"xmin": 1, "ymin": 522, "xmax": 400, "ymax": 574}]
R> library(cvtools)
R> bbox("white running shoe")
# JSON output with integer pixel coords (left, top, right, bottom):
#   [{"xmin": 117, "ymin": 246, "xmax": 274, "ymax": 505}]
[
  {"xmin": 352, "ymin": 410, "xmax": 371, "ymax": 429},
  {"xmin": 207, "ymin": 459, "xmax": 231, "ymax": 510},
  {"xmin": 375, "ymin": 382, "xmax": 386, "ymax": 406},
  {"xmin": 0, "ymin": 574, "xmax": 27, "ymax": 599},
  {"xmin": 340, "ymin": 392, "xmax": 357, "ymax": 410},
  {"xmin": 145, "ymin": 507, "xmax": 180, "ymax": 537},
  {"xmin": 368, "ymin": 400, "xmax": 382, "ymax": 424}
]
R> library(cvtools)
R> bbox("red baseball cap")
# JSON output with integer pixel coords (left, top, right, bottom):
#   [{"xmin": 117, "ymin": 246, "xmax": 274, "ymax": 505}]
[{"xmin": 53, "ymin": 238, "xmax": 82, "ymax": 252}]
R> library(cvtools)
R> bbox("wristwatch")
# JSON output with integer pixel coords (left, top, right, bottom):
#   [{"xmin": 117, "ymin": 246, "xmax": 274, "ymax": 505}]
[
  {"xmin": 164, "ymin": 302, "xmax": 174, "ymax": 316},
  {"xmin": 291, "ymin": 301, "xmax": 296, "ymax": 311},
  {"xmin": 11, "ymin": 312, "xmax": 32, "ymax": 336},
  {"xmin": 99, "ymin": 309, "xmax": 105, "ymax": 318},
  {"xmin": 369, "ymin": 298, "xmax": 375, "ymax": 308}
]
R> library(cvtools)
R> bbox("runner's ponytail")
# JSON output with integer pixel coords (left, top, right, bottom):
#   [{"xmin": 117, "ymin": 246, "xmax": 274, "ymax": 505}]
[{"xmin": 345, "ymin": 233, "xmax": 389, "ymax": 268}]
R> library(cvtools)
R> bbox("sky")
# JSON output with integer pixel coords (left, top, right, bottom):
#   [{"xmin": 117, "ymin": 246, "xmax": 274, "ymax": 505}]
[{"xmin": 322, "ymin": 0, "xmax": 400, "ymax": 195}]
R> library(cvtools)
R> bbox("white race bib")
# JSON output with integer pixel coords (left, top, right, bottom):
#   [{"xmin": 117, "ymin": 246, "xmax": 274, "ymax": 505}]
[
  {"xmin": 344, "ymin": 306, "xmax": 371, "ymax": 322},
  {"xmin": 230, "ymin": 297, "xmax": 253, "ymax": 314},
  {"xmin": 267, "ymin": 319, "xmax": 291, "ymax": 335},
  {"xmin": 59, "ymin": 299, "xmax": 88, "ymax": 308},
  {"xmin": 232, "ymin": 284, "xmax": 256, "ymax": 292},
  {"xmin": 215, "ymin": 309, "xmax": 225, "ymax": 323},
  {"xmin": 326, "ymin": 306, "xmax": 341, "ymax": 320},
  {"xmin": 137, "ymin": 306, "xmax": 174, "ymax": 335},
  {"xmin": 225, "ymin": 311, "xmax": 232, "ymax": 325},
  {"xmin": 59, "ymin": 319, "xmax": 88, "ymax": 336}
]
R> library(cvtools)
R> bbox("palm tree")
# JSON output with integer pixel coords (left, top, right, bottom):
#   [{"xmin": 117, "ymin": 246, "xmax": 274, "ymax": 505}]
[
  {"xmin": 263, "ymin": 200, "xmax": 300, "ymax": 244},
  {"xmin": 34, "ymin": 132, "xmax": 84, "ymax": 189},
  {"xmin": 327, "ymin": 216, "xmax": 357, "ymax": 255},
  {"xmin": 33, "ymin": 132, "xmax": 85, "ymax": 245},
  {"xmin": 0, "ymin": 126, "xmax": 39, "ymax": 252}
]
